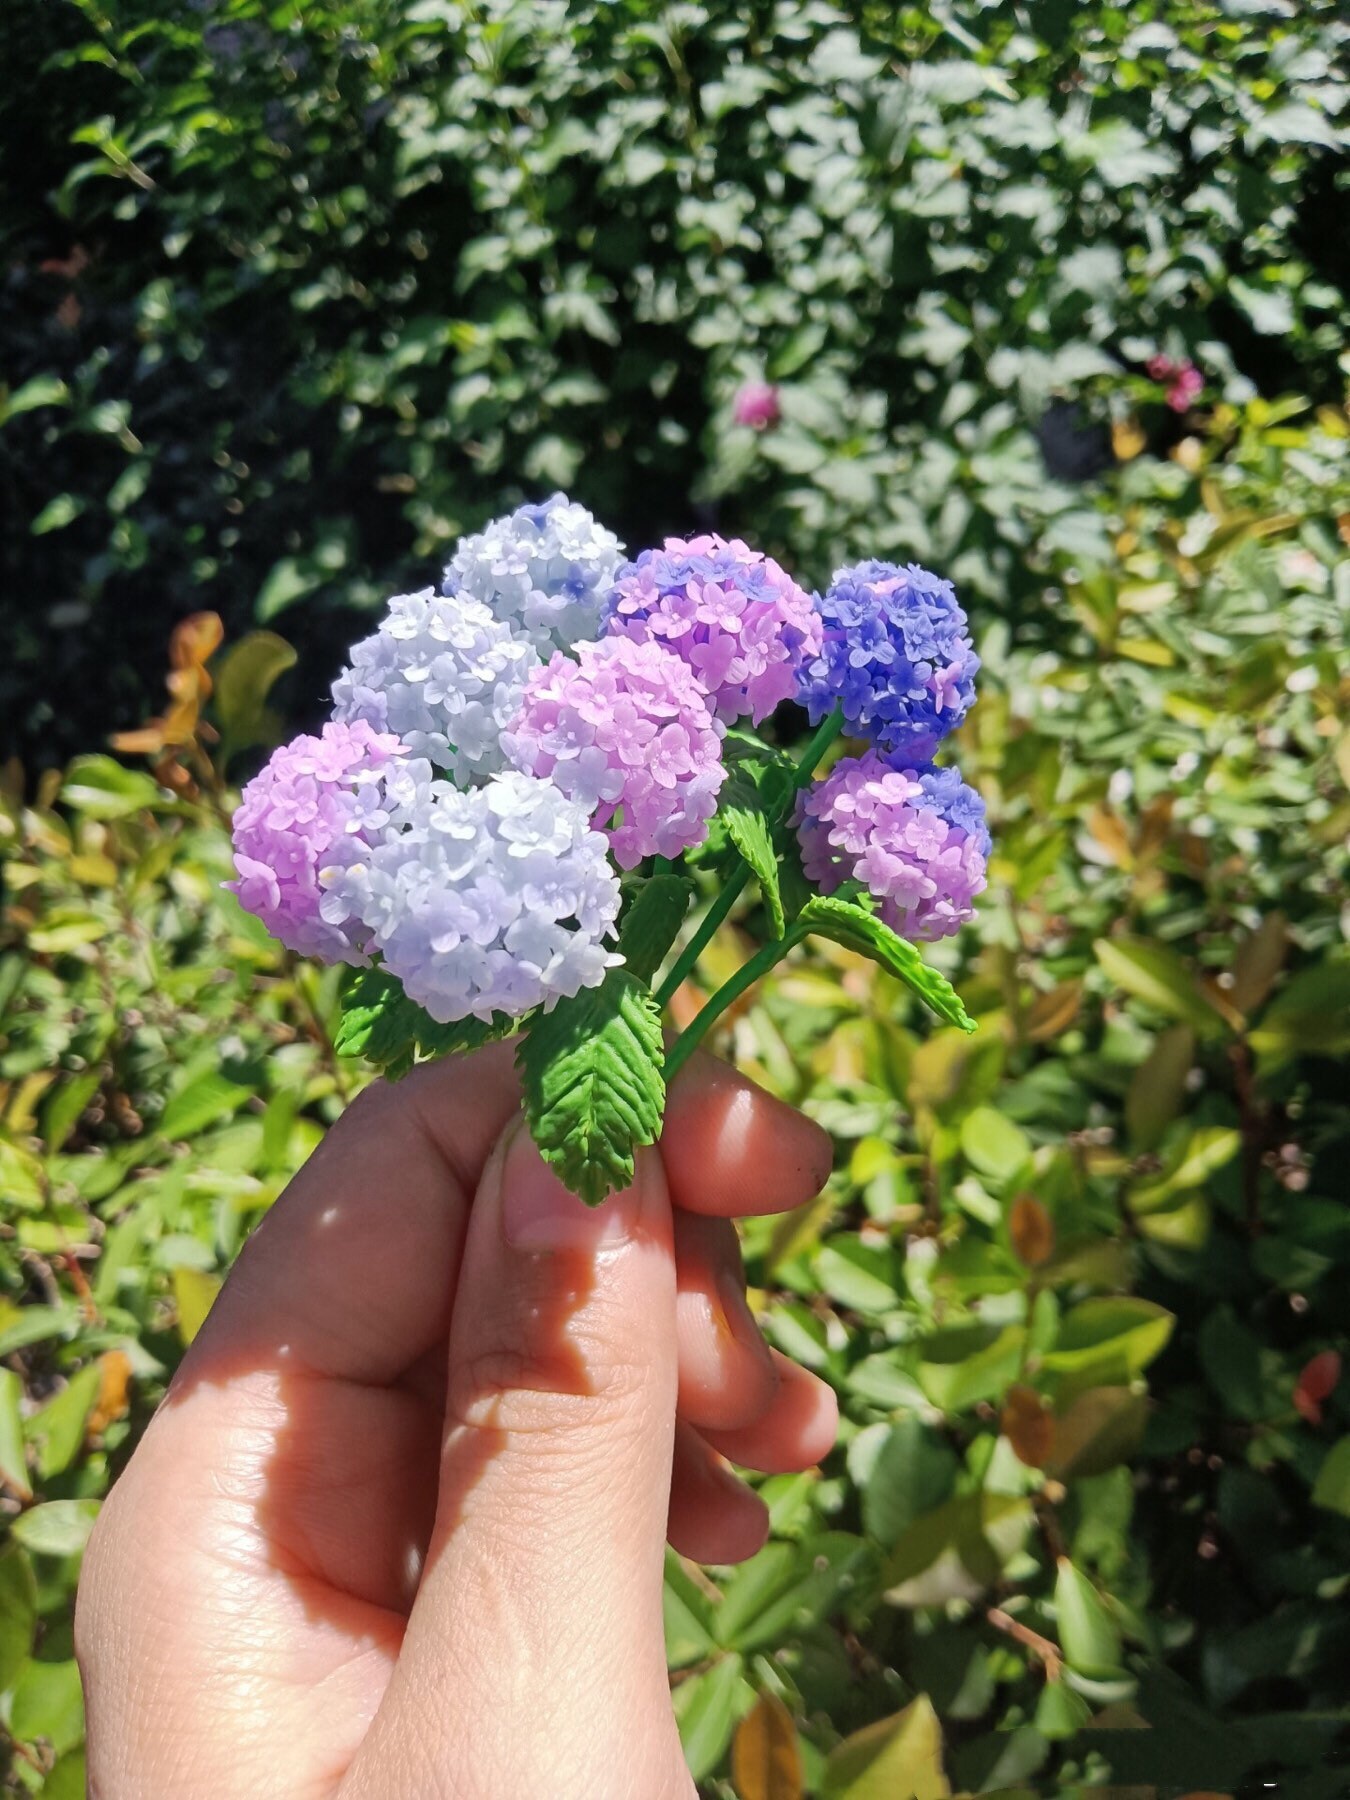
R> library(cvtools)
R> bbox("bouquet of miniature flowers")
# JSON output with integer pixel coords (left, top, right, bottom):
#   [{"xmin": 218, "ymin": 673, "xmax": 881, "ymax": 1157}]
[{"xmin": 229, "ymin": 495, "xmax": 988, "ymax": 1203}]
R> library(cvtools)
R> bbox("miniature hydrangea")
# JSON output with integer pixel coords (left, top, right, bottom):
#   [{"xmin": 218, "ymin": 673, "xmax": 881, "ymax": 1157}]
[
  {"xmin": 320, "ymin": 766, "xmax": 622, "ymax": 1023},
  {"xmin": 604, "ymin": 533, "xmax": 822, "ymax": 724},
  {"xmin": 502, "ymin": 636, "xmax": 726, "ymax": 870},
  {"xmin": 798, "ymin": 560, "xmax": 979, "ymax": 759},
  {"xmin": 443, "ymin": 493, "xmax": 626, "ymax": 654},
  {"xmin": 227, "ymin": 720, "xmax": 404, "ymax": 964},
  {"xmin": 796, "ymin": 750, "xmax": 989, "ymax": 942},
  {"xmin": 331, "ymin": 587, "xmax": 539, "ymax": 787}
]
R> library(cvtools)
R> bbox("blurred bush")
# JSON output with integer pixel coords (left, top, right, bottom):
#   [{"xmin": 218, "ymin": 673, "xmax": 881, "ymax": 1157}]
[
  {"xmin": 2, "ymin": 0, "xmax": 1348, "ymax": 764},
  {"xmin": 2, "ymin": 401, "xmax": 1347, "ymax": 1795}
]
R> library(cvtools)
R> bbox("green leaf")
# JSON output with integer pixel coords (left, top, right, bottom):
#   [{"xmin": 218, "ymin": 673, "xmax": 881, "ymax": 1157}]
[
  {"xmin": 617, "ymin": 872, "xmax": 694, "ymax": 984},
  {"xmin": 797, "ymin": 896, "xmax": 974, "ymax": 1032},
  {"xmin": 25, "ymin": 1364, "xmax": 101, "ymax": 1481},
  {"xmin": 960, "ymin": 1106, "xmax": 1032, "ymax": 1184},
  {"xmin": 1311, "ymin": 1438, "xmax": 1350, "ymax": 1517},
  {"xmin": 1, "ymin": 374, "xmax": 70, "ymax": 423},
  {"xmin": 861, "ymin": 1415, "xmax": 959, "ymax": 1548},
  {"xmin": 822, "ymin": 1693, "xmax": 951, "ymax": 1799},
  {"xmin": 172, "ymin": 1267, "xmax": 222, "ymax": 1346},
  {"xmin": 1054, "ymin": 1558, "xmax": 1124, "ymax": 1679},
  {"xmin": 1125, "ymin": 1025, "xmax": 1195, "ymax": 1151},
  {"xmin": 9, "ymin": 1499, "xmax": 100, "ymax": 1557},
  {"xmin": 1035, "ymin": 1679, "xmax": 1092, "ymax": 1740},
  {"xmin": 517, "ymin": 969, "xmax": 665, "ymax": 1205},
  {"xmin": 9, "ymin": 1657, "xmax": 85, "ymax": 1756},
  {"xmin": 31, "ymin": 493, "xmax": 87, "ymax": 534},
  {"xmin": 663, "ymin": 1551, "xmax": 717, "ymax": 1669},
  {"xmin": 918, "ymin": 1323, "xmax": 1026, "ymax": 1412},
  {"xmin": 1197, "ymin": 1308, "xmax": 1266, "ymax": 1420},
  {"xmin": 212, "ymin": 631, "xmax": 297, "ymax": 761},
  {"xmin": 0, "ymin": 1548, "xmax": 37, "ymax": 1691},
  {"xmin": 1044, "ymin": 1387, "xmax": 1148, "ymax": 1481},
  {"xmin": 884, "ymin": 1494, "xmax": 1033, "ymax": 1606},
  {"xmin": 718, "ymin": 769, "xmax": 786, "ymax": 938},
  {"xmin": 160, "ymin": 1072, "xmax": 249, "ymax": 1140},
  {"xmin": 1043, "ymin": 1299, "xmax": 1174, "ymax": 1388},
  {"xmin": 0, "ymin": 1368, "xmax": 31, "ymax": 1499},
  {"xmin": 673, "ymin": 1651, "xmax": 747, "ymax": 1782},
  {"xmin": 336, "ymin": 967, "xmax": 516, "ymax": 1078},
  {"xmin": 1094, "ymin": 937, "xmax": 1229, "ymax": 1036},
  {"xmin": 61, "ymin": 755, "xmax": 164, "ymax": 819}
]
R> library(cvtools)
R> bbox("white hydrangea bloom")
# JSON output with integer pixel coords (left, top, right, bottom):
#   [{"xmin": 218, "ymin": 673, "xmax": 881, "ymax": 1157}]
[
  {"xmin": 331, "ymin": 588, "xmax": 539, "ymax": 787},
  {"xmin": 319, "ymin": 765, "xmax": 622, "ymax": 1024},
  {"xmin": 443, "ymin": 493, "xmax": 625, "ymax": 653}
]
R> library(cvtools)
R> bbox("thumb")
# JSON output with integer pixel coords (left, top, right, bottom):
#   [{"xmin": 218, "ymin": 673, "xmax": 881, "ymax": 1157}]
[{"xmin": 342, "ymin": 1118, "xmax": 691, "ymax": 1800}]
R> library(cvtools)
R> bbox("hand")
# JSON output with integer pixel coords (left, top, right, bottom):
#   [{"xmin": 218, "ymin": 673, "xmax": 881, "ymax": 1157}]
[{"xmin": 76, "ymin": 1044, "xmax": 838, "ymax": 1798}]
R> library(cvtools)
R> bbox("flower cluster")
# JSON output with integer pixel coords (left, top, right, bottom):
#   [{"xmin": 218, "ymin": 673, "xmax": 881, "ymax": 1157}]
[
  {"xmin": 797, "ymin": 752, "xmax": 990, "ymax": 941},
  {"xmin": 231, "ymin": 493, "xmax": 989, "ymax": 1042},
  {"xmin": 320, "ymin": 766, "xmax": 621, "ymax": 1023},
  {"xmin": 502, "ymin": 636, "xmax": 725, "ymax": 870},
  {"xmin": 331, "ymin": 587, "xmax": 539, "ymax": 786},
  {"xmin": 444, "ymin": 492, "xmax": 625, "ymax": 654},
  {"xmin": 605, "ymin": 534, "xmax": 821, "ymax": 724},
  {"xmin": 226, "ymin": 720, "xmax": 403, "ymax": 964},
  {"xmin": 798, "ymin": 560, "xmax": 978, "ymax": 759}
]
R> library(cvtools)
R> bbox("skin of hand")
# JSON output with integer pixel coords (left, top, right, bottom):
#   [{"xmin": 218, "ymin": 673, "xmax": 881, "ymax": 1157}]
[{"xmin": 75, "ymin": 1044, "xmax": 838, "ymax": 1800}]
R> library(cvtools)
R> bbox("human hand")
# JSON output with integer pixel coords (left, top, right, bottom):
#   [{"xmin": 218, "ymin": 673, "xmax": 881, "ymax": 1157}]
[{"xmin": 76, "ymin": 1044, "xmax": 838, "ymax": 1798}]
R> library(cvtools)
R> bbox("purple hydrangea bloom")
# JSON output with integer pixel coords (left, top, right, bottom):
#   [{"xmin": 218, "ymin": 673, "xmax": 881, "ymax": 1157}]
[
  {"xmin": 444, "ymin": 493, "xmax": 625, "ymax": 654},
  {"xmin": 331, "ymin": 587, "xmax": 539, "ymax": 787},
  {"xmin": 605, "ymin": 533, "xmax": 822, "ymax": 724},
  {"xmin": 502, "ymin": 636, "xmax": 725, "ymax": 870},
  {"xmin": 227, "ymin": 720, "xmax": 404, "ymax": 963},
  {"xmin": 798, "ymin": 560, "xmax": 979, "ymax": 758},
  {"xmin": 319, "ymin": 766, "xmax": 622, "ymax": 1023},
  {"xmin": 796, "ymin": 750, "xmax": 990, "ymax": 942}
]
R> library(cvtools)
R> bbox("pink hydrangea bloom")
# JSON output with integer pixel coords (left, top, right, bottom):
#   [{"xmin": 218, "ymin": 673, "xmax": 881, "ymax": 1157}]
[
  {"xmin": 605, "ymin": 534, "xmax": 822, "ymax": 724},
  {"xmin": 732, "ymin": 380, "xmax": 781, "ymax": 430},
  {"xmin": 796, "ymin": 750, "xmax": 990, "ymax": 942},
  {"xmin": 501, "ymin": 636, "xmax": 725, "ymax": 870},
  {"xmin": 227, "ymin": 719, "xmax": 404, "ymax": 963}
]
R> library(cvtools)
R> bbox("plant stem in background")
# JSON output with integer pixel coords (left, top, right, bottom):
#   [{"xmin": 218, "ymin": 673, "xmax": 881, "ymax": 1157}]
[{"xmin": 654, "ymin": 708, "xmax": 844, "ymax": 1010}]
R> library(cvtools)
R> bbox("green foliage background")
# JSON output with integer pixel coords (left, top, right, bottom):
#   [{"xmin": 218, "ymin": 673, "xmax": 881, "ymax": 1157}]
[{"xmin": 2, "ymin": 2, "xmax": 1349, "ymax": 1795}]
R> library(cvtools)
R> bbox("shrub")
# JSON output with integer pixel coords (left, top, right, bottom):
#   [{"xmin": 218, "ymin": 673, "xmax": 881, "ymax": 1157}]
[{"xmin": 2, "ymin": 0, "xmax": 1347, "ymax": 764}]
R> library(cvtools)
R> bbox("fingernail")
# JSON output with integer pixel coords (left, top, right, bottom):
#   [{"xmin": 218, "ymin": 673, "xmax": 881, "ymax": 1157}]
[
  {"xmin": 501, "ymin": 1125, "xmax": 640, "ymax": 1252},
  {"xmin": 716, "ymin": 1264, "xmax": 776, "ymax": 1366}
]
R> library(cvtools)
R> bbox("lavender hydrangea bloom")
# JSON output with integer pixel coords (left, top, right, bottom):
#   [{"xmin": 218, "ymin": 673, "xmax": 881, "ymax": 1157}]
[
  {"xmin": 227, "ymin": 720, "xmax": 404, "ymax": 964},
  {"xmin": 796, "ymin": 750, "xmax": 990, "ymax": 942},
  {"xmin": 331, "ymin": 587, "xmax": 539, "ymax": 787},
  {"xmin": 320, "ymin": 766, "xmax": 622, "ymax": 1024},
  {"xmin": 502, "ymin": 636, "xmax": 725, "ymax": 871},
  {"xmin": 798, "ymin": 560, "xmax": 979, "ymax": 758},
  {"xmin": 443, "ymin": 493, "xmax": 625, "ymax": 653},
  {"xmin": 604, "ymin": 533, "xmax": 822, "ymax": 724}
]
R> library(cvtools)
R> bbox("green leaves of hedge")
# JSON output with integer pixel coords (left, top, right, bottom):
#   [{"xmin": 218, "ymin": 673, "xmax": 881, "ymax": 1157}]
[{"xmin": 797, "ymin": 896, "xmax": 975, "ymax": 1033}]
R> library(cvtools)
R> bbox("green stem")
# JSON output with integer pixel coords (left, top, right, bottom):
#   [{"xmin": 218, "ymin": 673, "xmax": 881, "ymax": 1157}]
[
  {"xmin": 654, "ymin": 708, "xmax": 845, "ymax": 1009},
  {"xmin": 663, "ymin": 922, "xmax": 810, "ymax": 1082}
]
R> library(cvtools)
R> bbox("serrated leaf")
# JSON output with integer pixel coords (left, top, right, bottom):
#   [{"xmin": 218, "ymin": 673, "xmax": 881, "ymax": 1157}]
[
  {"xmin": 336, "ymin": 966, "xmax": 515, "ymax": 1077},
  {"xmin": 517, "ymin": 969, "xmax": 665, "ymax": 1205},
  {"xmin": 797, "ymin": 895, "xmax": 974, "ymax": 1032},
  {"xmin": 618, "ymin": 872, "xmax": 694, "ymax": 983},
  {"xmin": 719, "ymin": 769, "xmax": 786, "ymax": 938}
]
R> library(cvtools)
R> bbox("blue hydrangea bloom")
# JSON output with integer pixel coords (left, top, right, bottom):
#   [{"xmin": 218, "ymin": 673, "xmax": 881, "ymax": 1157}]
[
  {"xmin": 798, "ymin": 560, "xmax": 979, "ymax": 758},
  {"xmin": 913, "ymin": 763, "xmax": 992, "ymax": 858}
]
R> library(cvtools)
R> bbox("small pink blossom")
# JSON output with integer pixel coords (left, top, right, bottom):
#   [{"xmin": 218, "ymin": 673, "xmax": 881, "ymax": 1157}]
[{"xmin": 732, "ymin": 380, "xmax": 781, "ymax": 430}]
